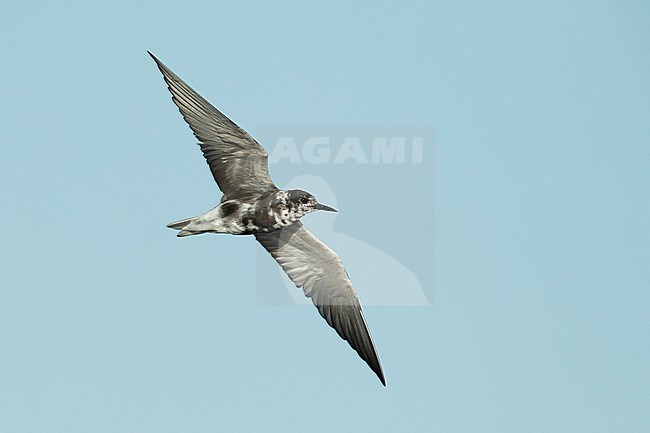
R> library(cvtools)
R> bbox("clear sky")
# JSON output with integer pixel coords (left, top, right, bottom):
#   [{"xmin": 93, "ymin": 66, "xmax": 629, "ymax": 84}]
[{"xmin": 1, "ymin": 1, "xmax": 649, "ymax": 432}]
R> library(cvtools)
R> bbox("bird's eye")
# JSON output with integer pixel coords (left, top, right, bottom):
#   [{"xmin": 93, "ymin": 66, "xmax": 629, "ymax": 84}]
[{"xmin": 300, "ymin": 197, "xmax": 309, "ymax": 204}]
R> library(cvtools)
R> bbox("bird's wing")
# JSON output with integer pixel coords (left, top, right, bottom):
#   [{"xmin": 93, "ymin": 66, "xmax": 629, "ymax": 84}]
[
  {"xmin": 255, "ymin": 222, "xmax": 386, "ymax": 385},
  {"xmin": 149, "ymin": 52, "xmax": 277, "ymax": 200}
]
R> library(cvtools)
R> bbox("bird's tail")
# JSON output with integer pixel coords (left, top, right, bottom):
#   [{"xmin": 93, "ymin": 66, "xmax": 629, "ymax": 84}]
[
  {"xmin": 167, "ymin": 217, "xmax": 200, "ymax": 237},
  {"xmin": 167, "ymin": 217, "xmax": 193, "ymax": 229}
]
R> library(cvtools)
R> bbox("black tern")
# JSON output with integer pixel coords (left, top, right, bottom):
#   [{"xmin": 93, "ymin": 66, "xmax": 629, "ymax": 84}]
[{"xmin": 149, "ymin": 52, "xmax": 385, "ymax": 385}]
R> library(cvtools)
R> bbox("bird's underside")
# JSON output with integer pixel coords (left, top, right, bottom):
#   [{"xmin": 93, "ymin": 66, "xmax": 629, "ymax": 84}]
[
  {"xmin": 166, "ymin": 190, "xmax": 303, "ymax": 237},
  {"xmin": 150, "ymin": 51, "xmax": 386, "ymax": 385}
]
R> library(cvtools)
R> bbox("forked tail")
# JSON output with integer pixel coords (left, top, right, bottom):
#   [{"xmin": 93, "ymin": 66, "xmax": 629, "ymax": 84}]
[{"xmin": 167, "ymin": 217, "xmax": 200, "ymax": 237}]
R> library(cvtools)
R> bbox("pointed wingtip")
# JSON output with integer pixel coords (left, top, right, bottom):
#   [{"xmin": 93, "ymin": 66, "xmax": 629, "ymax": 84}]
[
  {"xmin": 147, "ymin": 51, "xmax": 177, "ymax": 81},
  {"xmin": 147, "ymin": 50, "xmax": 161, "ymax": 65},
  {"xmin": 374, "ymin": 366, "xmax": 386, "ymax": 386}
]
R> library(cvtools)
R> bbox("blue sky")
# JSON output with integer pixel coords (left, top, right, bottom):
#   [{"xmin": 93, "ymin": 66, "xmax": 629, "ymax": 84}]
[{"xmin": 1, "ymin": 1, "xmax": 649, "ymax": 432}]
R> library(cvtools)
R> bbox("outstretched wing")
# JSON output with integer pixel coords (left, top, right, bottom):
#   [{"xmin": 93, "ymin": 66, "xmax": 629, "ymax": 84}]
[
  {"xmin": 149, "ymin": 52, "xmax": 277, "ymax": 200},
  {"xmin": 256, "ymin": 222, "xmax": 386, "ymax": 385}
]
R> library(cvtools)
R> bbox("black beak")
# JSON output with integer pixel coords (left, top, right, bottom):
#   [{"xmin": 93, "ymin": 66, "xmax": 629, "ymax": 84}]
[{"xmin": 314, "ymin": 203, "xmax": 338, "ymax": 212}]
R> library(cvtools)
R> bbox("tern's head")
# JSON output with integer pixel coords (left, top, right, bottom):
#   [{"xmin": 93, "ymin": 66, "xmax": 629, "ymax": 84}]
[{"xmin": 286, "ymin": 189, "xmax": 337, "ymax": 215}]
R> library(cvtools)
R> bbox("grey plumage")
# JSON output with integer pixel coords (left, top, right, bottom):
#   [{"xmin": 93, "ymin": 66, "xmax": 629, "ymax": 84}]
[
  {"xmin": 256, "ymin": 223, "xmax": 385, "ymax": 385},
  {"xmin": 150, "ymin": 51, "xmax": 276, "ymax": 201},
  {"xmin": 149, "ymin": 51, "xmax": 385, "ymax": 385}
]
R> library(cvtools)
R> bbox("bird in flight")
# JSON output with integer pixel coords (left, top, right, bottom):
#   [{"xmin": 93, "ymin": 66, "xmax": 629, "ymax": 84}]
[{"xmin": 149, "ymin": 52, "xmax": 385, "ymax": 385}]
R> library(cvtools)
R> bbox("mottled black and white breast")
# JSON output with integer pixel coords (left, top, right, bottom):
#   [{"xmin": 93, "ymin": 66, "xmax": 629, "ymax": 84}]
[{"xmin": 238, "ymin": 190, "xmax": 303, "ymax": 234}]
